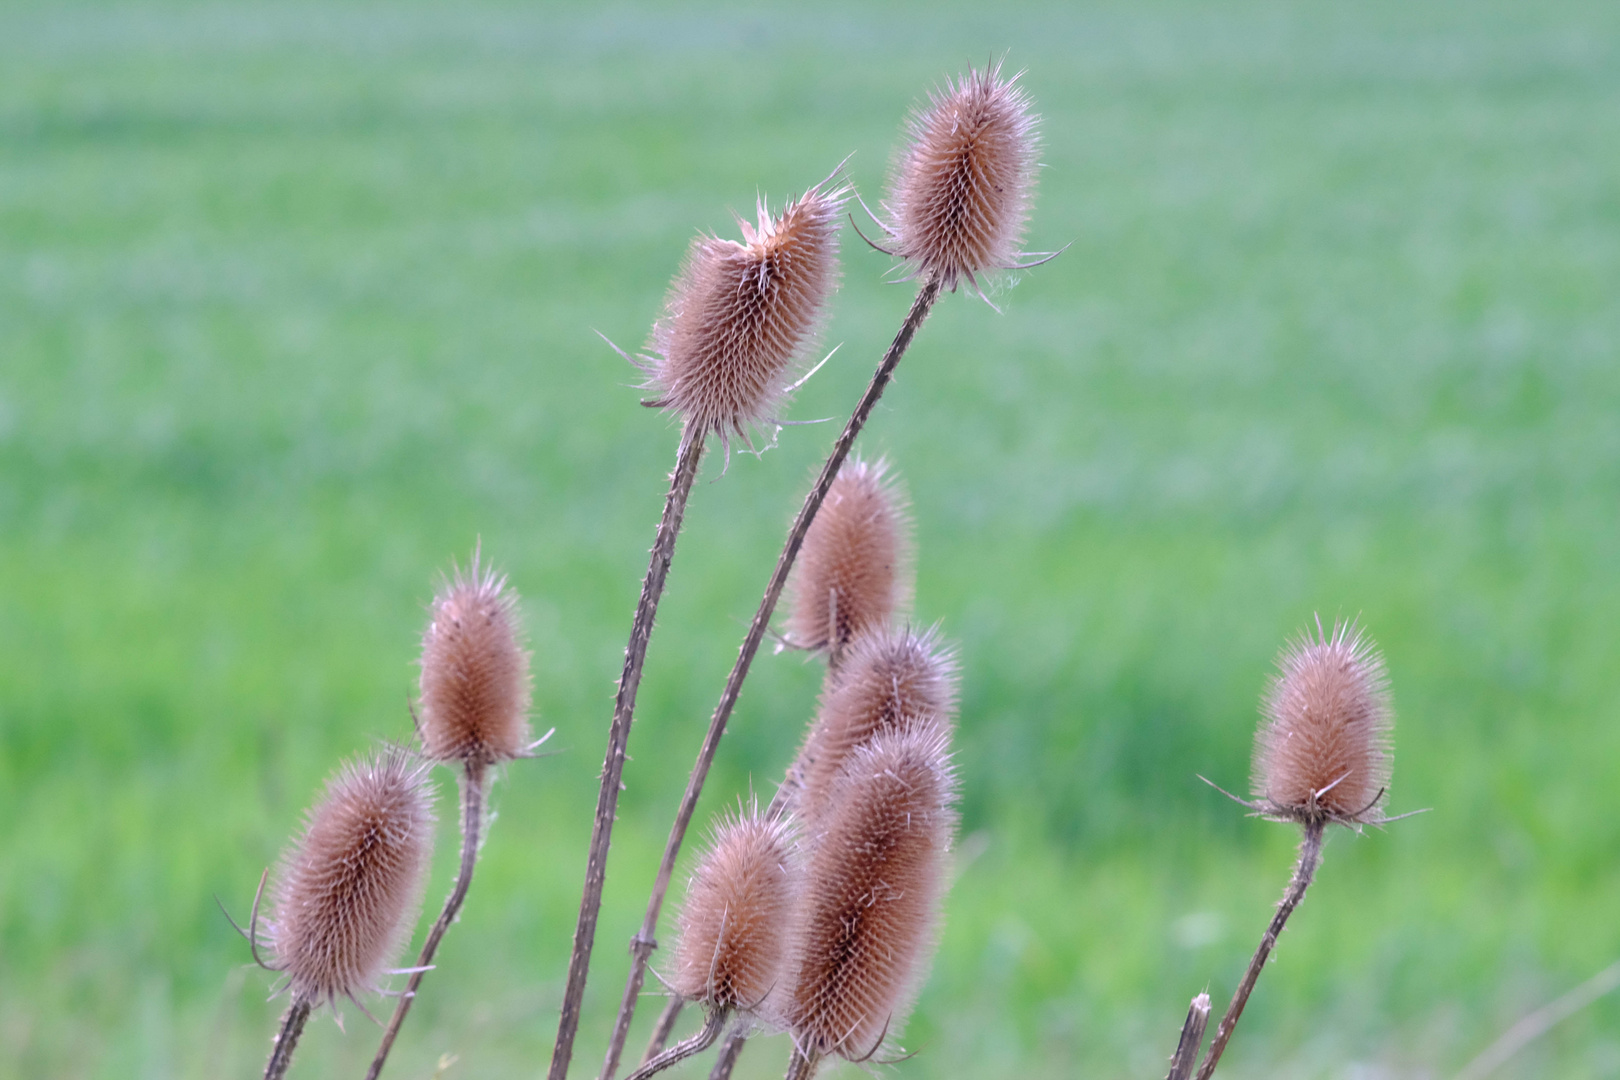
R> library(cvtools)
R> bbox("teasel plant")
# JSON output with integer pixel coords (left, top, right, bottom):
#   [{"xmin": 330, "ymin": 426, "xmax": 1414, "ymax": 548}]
[
  {"xmin": 225, "ymin": 748, "xmax": 436, "ymax": 1080},
  {"xmin": 1166, "ymin": 617, "xmax": 1422, "ymax": 1079},
  {"xmin": 593, "ymin": 59, "xmax": 1047, "ymax": 1080},
  {"xmin": 365, "ymin": 551, "xmax": 542, "ymax": 1079}
]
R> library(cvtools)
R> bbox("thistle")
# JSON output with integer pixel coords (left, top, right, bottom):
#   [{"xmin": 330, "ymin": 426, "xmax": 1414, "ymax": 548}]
[
  {"xmin": 784, "ymin": 457, "xmax": 911, "ymax": 666},
  {"xmin": 252, "ymin": 748, "xmax": 435, "ymax": 1080}
]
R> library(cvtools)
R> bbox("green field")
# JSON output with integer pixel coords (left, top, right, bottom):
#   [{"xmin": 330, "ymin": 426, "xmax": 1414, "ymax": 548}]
[{"xmin": 3, "ymin": 1, "xmax": 1618, "ymax": 1077}]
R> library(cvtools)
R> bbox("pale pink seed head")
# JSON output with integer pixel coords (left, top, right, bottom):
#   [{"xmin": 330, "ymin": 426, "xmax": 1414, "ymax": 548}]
[
  {"xmin": 418, "ymin": 552, "xmax": 532, "ymax": 766},
  {"xmin": 1253, "ymin": 618, "xmax": 1394, "ymax": 824},
  {"xmin": 269, "ymin": 748, "xmax": 436, "ymax": 1008},
  {"xmin": 645, "ymin": 178, "xmax": 847, "ymax": 441}
]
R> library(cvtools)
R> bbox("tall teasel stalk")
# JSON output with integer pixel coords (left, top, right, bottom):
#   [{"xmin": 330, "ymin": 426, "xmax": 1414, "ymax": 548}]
[
  {"xmin": 1173, "ymin": 618, "xmax": 1402, "ymax": 1079},
  {"xmin": 598, "ymin": 60, "xmax": 1044, "ymax": 1080},
  {"xmin": 548, "ymin": 174, "xmax": 849, "ymax": 1080},
  {"xmin": 366, "ymin": 554, "xmax": 536, "ymax": 1079}
]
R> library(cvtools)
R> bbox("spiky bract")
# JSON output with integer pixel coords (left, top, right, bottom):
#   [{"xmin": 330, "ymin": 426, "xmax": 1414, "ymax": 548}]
[
  {"xmin": 781, "ymin": 726, "xmax": 956, "ymax": 1061},
  {"xmin": 785, "ymin": 457, "xmax": 911, "ymax": 659},
  {"xmin": 419, "ymin": 553, "xmax": 532, "ymax": 765},
  {"xmin": 883, "ymin": 61, "xmax": 1039, "ymax": 293},
  {"xmin": 1253, "ymin": 619, "xmax": 1394, "ymax": 824},
  {"xmin": 645, "ymin": 179, "xmax": 847, "ymax": 441},
  {"xmin": 269, "ymin": 748, "xmax": 436, "ymax": 1009},
  {"xmin": 671, "ymin": 809, "xmax": 796, "ymax": 1011}
]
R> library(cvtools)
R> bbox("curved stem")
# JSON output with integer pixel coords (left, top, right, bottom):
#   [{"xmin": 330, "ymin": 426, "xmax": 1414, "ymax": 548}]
[
  {"xmin": 550, "ymin": 427, "xmax": 708, "ymax": 1080},
  {"xmin": 366, "ymin": 761, "xmax": 487, "ymax": 1080},
  {"xmin": 599, "ymin": 278, "xmax": 943, "ymax": 1080},
  {"xmin": 264, "ymin": 999, "xmax": 312, "ymax": 1080},
  {"xmin": 1195, "ymin": 820, "xmax": 1325, "ymax": 1080},
  {"xmin": 708, "ymin": 1026, "xmax": 748, "ymax": 1080},
  {"xmin": 622, "ymin": 1008, "xmax": 727, "ymax": 1080},
  {"xmin": 641, "ymin": 997, "xmax": 687, "ymax": 1065}
]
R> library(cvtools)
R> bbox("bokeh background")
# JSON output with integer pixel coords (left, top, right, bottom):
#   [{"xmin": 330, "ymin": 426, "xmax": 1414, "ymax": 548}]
[{"xmin": 3, "ymin": 0, "xmax": 1617, "ymax": 1077}]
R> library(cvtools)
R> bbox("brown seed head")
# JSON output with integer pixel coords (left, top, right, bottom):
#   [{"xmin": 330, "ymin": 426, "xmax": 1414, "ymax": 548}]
[
  {"xmin": 1253, "ymin": 618, "xmax": 1394, "ymax": 824},
  {"xmin": 645, "ymin": 177, "xmax": 847, "ymax": 441},
  {"xmin": 418, "ymin": 552, "xmax": 532, "ymax": 765},
  {"xmin": 781, "ymin": 725, "xmax": 957, "ymax": 1060},
  {"xmin": 670, "ymin": 808, "xmax": 796, "ymax": 1011},
  {"xmin": 269, "ymin": 748, "xmax": 436, "ymax": 1008},
  {"xmin": 789, "ymin": 626, "xmax": 957, "ymax": 826},
  {"xmin": 883, "ymin": 61, "xmax": 1039, "ymax": 293},
  {"xmin": 785, "ymin": 457, "xmax": 912, "ymax": 660}
]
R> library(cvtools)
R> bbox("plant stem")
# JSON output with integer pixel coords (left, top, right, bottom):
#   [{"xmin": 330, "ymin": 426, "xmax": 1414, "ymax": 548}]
[
  {"xmin": 367, "ymin": 761, "xmax": 488, "ymax": 1080},
  {"xmin": 784, "ymin": 1046, "xmax": 822, "ymax": 1080},
  {"xmin": 622, "ymin": 1008, "xmax": 727, "ymax": 1080},
  {"xmin": 641, "ymin": 997, "xmax": 686, "ymax": 1065},
  {"xmin": 550, "ymin": 426, "xmax": 708, "ymax": 1080},
  {"xmin": 1166, "ymin": 992, "xmax": 1211, "ymax": 1080},
  {"xmin": 1195, "ymin": 819, "xmax": 1325, "ymax": 1080},
  {"xmin": 597, "ymin": 277, "xmax": 943, "ymax": 1080},
  {"xmin": 708, "ymin": 1026, "xmax": 748, "ymax": 1080},
  {"xmin": 264, "ymin": 999, "xmax": 312, "ymax": 1080}
]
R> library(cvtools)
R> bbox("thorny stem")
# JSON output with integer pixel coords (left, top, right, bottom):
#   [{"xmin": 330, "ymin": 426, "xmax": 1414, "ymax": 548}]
[
  {"xmin": 598, "ymin": 277, "xmax": 943, "ymax": 1080},
  {"xmin": 709, "ymin": 1025, "xmax": 748, "ymax": 1080},
  {"xmin": 784, "ymin": 1046, "xmax": 823, "ymax": 1080},
  {"xmin": 621, "ymin": 1008, "xmax": 727, "ymax": 1080},
  {"xmin": 264, "ymin": 999, "xmax": 312, "ymax": 1080},
  {"xmin": 550, "ymin": 426, "xmax": 708, "ymax": 1080},
  {"xmin": 641, "ymin": 997, "xmax": 686, "ymax": 1065},
  {"xmin": 367, "ymin": 761, "xmax": 488, "ymax": 1080},
  {"xmin": 1194, "ymin": 819, "xmax": 1325, "ymax": 1080},
  {"xmin": 1166, "ymin": 993, "xmax": 1211, "ymax": 1080}
]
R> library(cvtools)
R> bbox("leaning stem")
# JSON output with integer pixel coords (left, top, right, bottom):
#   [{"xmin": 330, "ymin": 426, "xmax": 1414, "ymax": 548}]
[
  {"xmin": 1165, "ymin": 992, "xmax": 1211, "ymax": 1080},
  {"xmin": 550, "ymin": 426, "xmax": 708, "ymax": 1080},
  {"xmin": 597, "ymin": 277, "xmax": 943, "ymax": 1080},
  {"xmin": 1194, "ymin": 819, "xmax": 1325, "ymax": 1080},
  {"xmin": 708, "ymin": 1025, "xmax": 748, "ymax": 1080},
  {"xmin": 621, "ymin": 1008, "xmax": 728, "ymax": 1080},
  {"xmin": 641, "ymin": 997, "xmax": 687, "ymax": 1065},
  {"xmin": 264, "ymin": 998, "xmax": 312, "ymax": 1080},
  {"xmin": 784, "ymin": 1046, "xmax": 823, "ymax": 1080},
  {"xmin": 366, "ymin": 761, "xmax": 488, "ymax": 1080}
]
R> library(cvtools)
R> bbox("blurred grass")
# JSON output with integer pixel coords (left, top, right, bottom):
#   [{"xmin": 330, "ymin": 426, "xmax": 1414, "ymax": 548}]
[{"xmin": 2, "ymin": 0, "xmax": 1618, "ymax": 1077}]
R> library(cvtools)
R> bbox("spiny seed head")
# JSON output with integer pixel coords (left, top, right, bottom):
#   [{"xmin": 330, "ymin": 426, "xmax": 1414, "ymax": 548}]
[
  {"xmin": 789, "ymin": 626, "xmax": 958, "ymax": 826},
  {"xmin": 418, "ymin": 551, "xmax": 532, "ymax": 766},
  {"xmin": 670, "ymin": 808, "xmax": 796, "ymax": 1011},
  {"xmin": 644, "ymin": 177, "xmax": 848, "ymax": 442},
  {"xmin": 1253, "ymin": 618, "xmax": 1394, "ymax": 825},
  {"xmin": 269, "ymin": 748, "xmax": 436, "ymax": 1008},
  {"xmin": 882, "ymin": 60, "xmax": 1040, "ymax": 294},
  {"xmin": 781, "ymin": 725, "xmax": 957, "ymax": 1061},
  {"xmin": 786, "ymin": 457, "xmax": 912, "ymax": 660}
]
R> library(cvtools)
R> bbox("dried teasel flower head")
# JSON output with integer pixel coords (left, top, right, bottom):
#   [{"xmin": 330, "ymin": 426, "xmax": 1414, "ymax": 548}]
[
  {"xmin": 670, "ymin": 806, "xmax": 796, "ymax": 1012},
  {"xmin": 781, "ymin": 725, "xmax": 957, "ymax": 1062},
  {"xmin": 1253, "ymin": 617, "xmax": 1394, "ymax": 825},
  {"xmin": 785, "ymin": 457, "xmax": 912, "ymax": 660},
  {"xmin": 268, "ymin": 748, "xmax": 436, "ymax": 1009},
  {"xmin": 879, "ymin": 60, "xmax": 1040, "ymax": 295},
  {"xmin": 642, "ymin": 173, "xmax": 849, "ymax": 443},
  {"xmin": 789, "ymin": 625, "xmax": 957, "ymax": 825},
  {"xmin": 418, "ymin": 549, "xmax": 533, "ymax": 766}
]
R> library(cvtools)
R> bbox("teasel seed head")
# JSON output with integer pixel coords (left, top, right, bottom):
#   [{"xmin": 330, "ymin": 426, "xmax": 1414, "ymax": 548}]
[
  {"xmin": 418, "ymin": 550, "xmax": 533, "ymax": 766},
  {"xmin": 269, "ymin": 747, "xmax": 436, "ymax": 1009},
  {"xmin": 880, "ymin": 60, "xmax": 1040, "ymax": 294},
  {"xmin": 785, "ymin": 457, "xmax": 912, "ymax": 661},
  {"xmin": 1253, "ymin": 617, "xmax": 1394, "ymax": 825},
  {"xmin": 644, "ymin": 174, "xmax": 848, "ymax": 443},
  {"xmin": 790, "ymin": 626, "xmax": 958, "ymax": 825},
  {"xmin": 670, "ymin": 807, "xmax": 797, "ymax": 1012},
  {"xmin": 781, "ymin": 725, "xmax": 957, "ymax": 1061}
]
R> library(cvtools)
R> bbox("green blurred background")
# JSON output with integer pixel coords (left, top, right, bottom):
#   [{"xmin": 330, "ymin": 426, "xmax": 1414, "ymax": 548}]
[{"xmin": 3, "ymin": 0, "xmax": 1617, "ymax": 1076}]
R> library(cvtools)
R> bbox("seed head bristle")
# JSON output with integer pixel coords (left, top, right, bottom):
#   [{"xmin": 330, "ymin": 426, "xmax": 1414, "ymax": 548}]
[
  {"xmin": 882, "ymin": 60, "xmax": 1039, "ymax": 294},
  {"xmin": 670, "ymin": 807, "xmax": 796, "ymax": 1012},
  {"xmin": 785, "ymin": 457, "xmax": 912, "ymax": 660},
  {"xmin": 1254, "ymin": 618, "xmax": 1394, "ymax": 824},
  {"xmin": 269, "ymin": 748, "xmax": 436, "ymax": 1009},
  {"xmin": 644, "ymin": 177, "xmax": 848, "ymax": 442},
  {"xmin": 789, "ymin": 626, "xmax": 957, "ymax": 825},
  {"xmin": 781, "ymin": 725, "xmax": 957, "ymax": 1061},
  {"xmin": 418, "ymin": 551, "xmax": 533, "ymax": 766}
]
